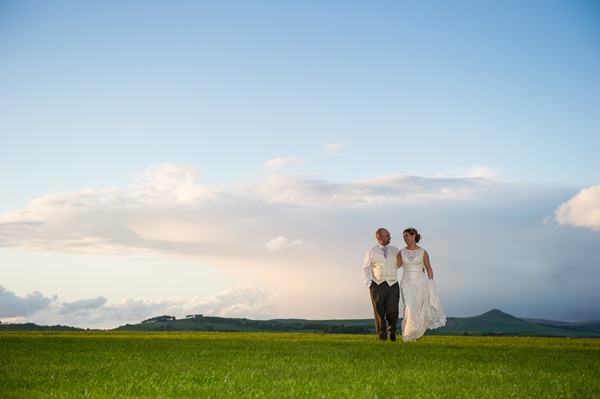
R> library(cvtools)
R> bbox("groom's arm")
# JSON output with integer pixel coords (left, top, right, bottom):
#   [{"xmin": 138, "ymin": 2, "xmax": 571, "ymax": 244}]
[{"xmin": 361, "ymin": 249, "xmax": 373, "ymax": 287}]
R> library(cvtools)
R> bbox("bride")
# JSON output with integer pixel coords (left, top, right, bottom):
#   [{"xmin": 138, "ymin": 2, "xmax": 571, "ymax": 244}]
[{"xmin": 397, "ymin": 227, "xmax": 446, "ymax": 341}]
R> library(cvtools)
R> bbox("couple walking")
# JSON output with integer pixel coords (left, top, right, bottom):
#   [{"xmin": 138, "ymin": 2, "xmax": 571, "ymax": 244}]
[{"xmin": 362, "ymin": 227, "xmax": 446, "ymax": 342}]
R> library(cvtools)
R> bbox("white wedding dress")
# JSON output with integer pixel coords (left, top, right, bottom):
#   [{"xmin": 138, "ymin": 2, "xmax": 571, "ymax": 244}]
[{"xmin": 400, "ymin": 247, "xmax": 446, "ymax": 341}]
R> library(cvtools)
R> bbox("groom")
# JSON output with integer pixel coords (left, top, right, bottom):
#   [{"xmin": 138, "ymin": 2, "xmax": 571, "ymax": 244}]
[{"xmin": 362, "ymin": 227, "xmax": 400, "ymax": 341}]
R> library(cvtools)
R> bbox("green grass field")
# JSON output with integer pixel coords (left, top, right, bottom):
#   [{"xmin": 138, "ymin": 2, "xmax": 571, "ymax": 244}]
[{"xmin": 1, "ymin": 332, "xmax": 599, "ymax": 398}]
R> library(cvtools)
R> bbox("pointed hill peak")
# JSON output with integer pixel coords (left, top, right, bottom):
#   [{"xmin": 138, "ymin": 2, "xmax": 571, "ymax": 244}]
[
  {"xmin": 479, "ymin": 309, "xmax": 517, "ymax": 319},
  {"xmin": 445, "ymin": 309, "xmax": 540, "ymax": 335}
]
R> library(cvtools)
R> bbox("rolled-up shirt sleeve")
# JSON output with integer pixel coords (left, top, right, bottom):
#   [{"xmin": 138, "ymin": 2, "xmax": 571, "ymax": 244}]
[{"xmin": 362, "ymin": 249, "xmax": 373, "ymax": 287}]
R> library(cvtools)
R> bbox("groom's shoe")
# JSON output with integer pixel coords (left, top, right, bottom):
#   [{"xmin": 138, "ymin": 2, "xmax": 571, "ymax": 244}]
[{"xmin": 387, "ymin": 326, "xmax": 396, "ymax": 342}]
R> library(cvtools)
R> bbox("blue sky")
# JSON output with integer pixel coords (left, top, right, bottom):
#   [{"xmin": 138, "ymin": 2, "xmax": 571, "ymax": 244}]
[{"xmin": 1, "ymin": 1, "xmax": 599, "ymax": 329}]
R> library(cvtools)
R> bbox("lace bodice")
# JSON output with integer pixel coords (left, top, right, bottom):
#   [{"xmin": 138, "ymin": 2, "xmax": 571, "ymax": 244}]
[{"xmin": 400, "ymin": 247, "xmax": 425, "ymax": 272}]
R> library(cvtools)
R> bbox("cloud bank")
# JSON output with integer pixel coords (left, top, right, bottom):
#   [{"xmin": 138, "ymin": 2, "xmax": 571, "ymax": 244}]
[
  {"xmin": 0, "ymin": 285, "xmax": 274, "ymax": 329},
  {"xmin": 1, "ymin": 164, "xmax": 599, "ymax": 327},
  {"xmin": 0, "ymin": 163, "xmax": 497, "ymax": 256}
]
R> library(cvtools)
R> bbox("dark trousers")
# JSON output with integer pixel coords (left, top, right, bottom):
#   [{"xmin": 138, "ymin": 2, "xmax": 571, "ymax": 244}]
[{"xmin": 369, "ymin": 281, "xmax": 399, "ymax": 339}]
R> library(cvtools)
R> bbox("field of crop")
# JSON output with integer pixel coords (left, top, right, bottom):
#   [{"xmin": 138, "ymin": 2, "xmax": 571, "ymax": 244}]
[{"xmin": 1, "ymin": 332, "xmax": 599, "ymax": 398}]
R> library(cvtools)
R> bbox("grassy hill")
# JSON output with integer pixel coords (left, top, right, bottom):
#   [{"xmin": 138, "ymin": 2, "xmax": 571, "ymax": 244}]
[
  {"xmin": 2, "ymin": 309, "xmax": 598, "ymax": 337},
  {"xmin": 0, "ymin": 322, "xmax": 84, "ymax": 332},
  {"xmin": 523, "ymin": 317, "xmax": 600, "ymax": 334},
  {"xmin": 113, "ymin": 315, "xmax": 372, "ymax": 334},
  {"xmin": 430, "ymin": 309, "xmax": 600, "ymax": 337},
  {"xmin": 109, "ymin": 309, "xmax": 600, "ymax": 338}
]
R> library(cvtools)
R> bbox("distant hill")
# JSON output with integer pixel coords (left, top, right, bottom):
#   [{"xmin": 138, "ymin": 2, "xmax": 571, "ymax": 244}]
[
  {"xmin": 112, "ymin": 309, "xmax": 600, "ymax": 337},
  {"xmin": 429, "ymin": 309, "xmax": 600, "ymax": 338},
  {"xmin": 0, "ymin": 322, "xmax": 84, "ymax": 332},
  {"xmin": 522, "ymin": 317, "xmax": 600, "ymax": 335},
  {"xmin": 2, "ymin": 310, "xmax": 599, "ymax": 337},
  {"xmin": 113, "ymin": 315, "xmax": 372, "ymax": 334}
]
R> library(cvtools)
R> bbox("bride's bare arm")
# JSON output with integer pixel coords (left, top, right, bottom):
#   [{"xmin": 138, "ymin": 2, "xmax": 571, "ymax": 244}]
[{"xmin": 423, "ymin": 250, "xmax": 434, "ymax": 279}]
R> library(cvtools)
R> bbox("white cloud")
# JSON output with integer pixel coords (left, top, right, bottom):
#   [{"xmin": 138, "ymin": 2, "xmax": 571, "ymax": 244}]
[
  {"xmin": 463, "ymin": 165, "xmax": 497, "ymax": 180},
  {"xmin": 265, "ymin": 236, "xmax": 288, "ymax": 252},
  {"xmin": 554, "ymin": 184, "xmax": 600, "ymax": 231},
  {"xmin": 0, "ymin": 164, "xmax": 496, "ymax": 256},
  {"xmin": 253, "ymin": 173, "xmax": 491, "ymax": 207},
  {"xmin": 191, "ymin": 285, "xmax": 275, "ymax": 319},
  {"xmin": 323, "ymin": 142, "xmax": 345, "ymax": 153},
  {"xmin": 132, "ymin": 163, "xmax": 212, "ymax": 204},
  {"xmin": 264, "ymin": 157, "xmax": 305, "ymax": 171},
  {"xmin": 265, "ymin": 236, "xmax": 314, "ymax": 253}
]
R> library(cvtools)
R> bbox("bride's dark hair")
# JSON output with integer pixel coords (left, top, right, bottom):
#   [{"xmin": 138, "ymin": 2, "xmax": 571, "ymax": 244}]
[{"xmin": 403, "ymin": 227, "xmax": 422, "ymax": 243}]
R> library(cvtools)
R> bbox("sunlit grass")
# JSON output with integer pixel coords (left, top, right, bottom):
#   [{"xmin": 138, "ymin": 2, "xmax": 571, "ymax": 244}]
[{"xmin": 1, "ymin": 332, "xmax": 598, "ymax": 398}]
